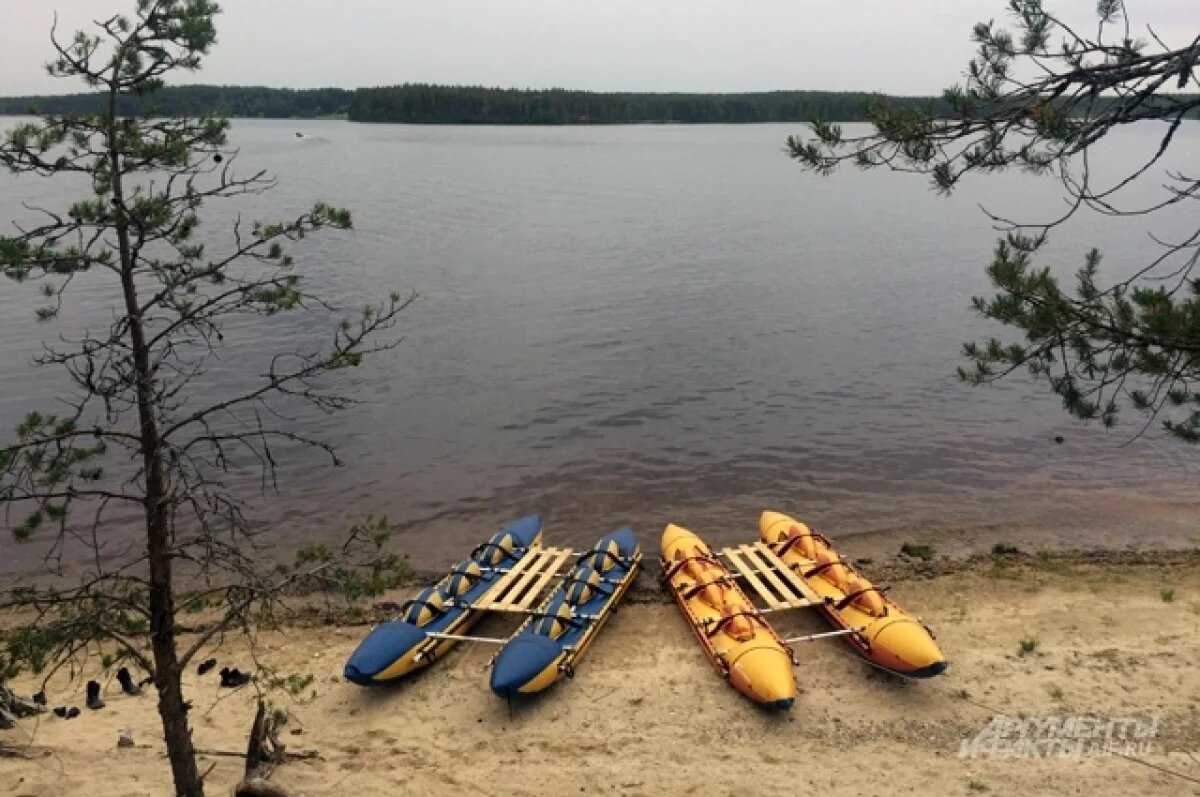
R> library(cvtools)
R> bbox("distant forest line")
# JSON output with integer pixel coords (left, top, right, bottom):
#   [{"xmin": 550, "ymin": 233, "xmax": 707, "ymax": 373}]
[
  {"xmin": 0, "ymin": 84, "xmax": 946, "ymax": 124},
  {"xmin": 2, "ymin": 84, "xmax": 1198, "ymax": 125},
  {"xmin": 0, "ymin": 86, "xmax": 353, "ymax": 120},
  {"xmin": 348, "ymin": 85, "xmax": 951, "ymax": 124}
]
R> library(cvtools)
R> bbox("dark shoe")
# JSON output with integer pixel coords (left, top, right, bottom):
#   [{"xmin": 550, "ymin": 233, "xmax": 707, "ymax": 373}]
[
  {"xmin": 86, "ymin": 680, "xmax": 105, "ymax": 710},
  {"xmin": 197, "ymin": 658, "xmax": 217, "ymax": 676},
  {"xmin": 32, "ymin": 690, "xmax": 47, "ymax": 706},
  {"xmin": 116, "ymin": 667, "xmax": 142, "ymax": 696},
  {"xmin": 219, "ymin": 667, "xmax": 251, "ymax": 688},
  {"xmin": 53, "ymin": 706, "xmax": 67, "ymax": 718},
  {"xmin": 65, "ymin": 706, "xmax": 80, "ymax": 719}
]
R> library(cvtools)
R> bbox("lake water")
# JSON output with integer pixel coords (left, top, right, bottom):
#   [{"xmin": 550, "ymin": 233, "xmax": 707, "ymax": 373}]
[{"xmin": 2, "ymin": 119, "xmax": 1198, "ymax": 573}]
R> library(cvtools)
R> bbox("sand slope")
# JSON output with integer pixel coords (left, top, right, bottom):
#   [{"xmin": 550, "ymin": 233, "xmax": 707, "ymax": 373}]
[{"xmin": 4, "ymin": 555, "xmax": 1199, "ymax": 796}]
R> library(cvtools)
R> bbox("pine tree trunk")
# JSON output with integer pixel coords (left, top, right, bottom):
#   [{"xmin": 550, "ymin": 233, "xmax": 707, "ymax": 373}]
[
  {"xmin": 107, "ymin": 82, "xmax": 205, "ymax": 797},
  {"xmin": 151, "ymin": 643, "xmax": 202, "ymax": 797},
  {"xmin": 151, "ymin": 623, "xmax": 203, "ymax": 797}
]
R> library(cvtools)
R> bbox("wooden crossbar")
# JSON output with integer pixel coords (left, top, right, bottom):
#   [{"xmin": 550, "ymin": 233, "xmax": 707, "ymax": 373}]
[
  {"xmin": 744, "ymin": 545, "xmax": 795, "ymax": 604},
  {"xmin": 723, "ymin": 546, "xmax": 782, "ymax": 608},
  {"xmin": 720, "ymin": 543, "xmax": 825, "ymax": 611},
  {"xmin": 474, "ymin": 547, "xmax": 573, "ymax": 613},
  {"xmin": 755, "ymin": 544, "xmax": 828, "ymax": 605}
]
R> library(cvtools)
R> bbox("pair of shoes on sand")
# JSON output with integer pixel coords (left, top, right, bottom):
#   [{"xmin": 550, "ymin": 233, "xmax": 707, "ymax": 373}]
[
  {"xmin": 219, "ymin": 667, "xmax": 252, "ymax": 688},
  {"xmin": 53, "ymin": 706, "xmax": 82, "ymax": 719},
  {"xmin": 78, "ymin": 667, "xmax": 148, "ymax": 712},
  {"xmin": 197, "ymin": 656, "xmax": 251, "ymax": 688}
]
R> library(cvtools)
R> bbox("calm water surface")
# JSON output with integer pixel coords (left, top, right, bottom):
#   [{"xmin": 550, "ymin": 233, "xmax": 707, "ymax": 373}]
[{"xmin": 2, "ymin": 120, "xmax": 1197, "ymax": 572}]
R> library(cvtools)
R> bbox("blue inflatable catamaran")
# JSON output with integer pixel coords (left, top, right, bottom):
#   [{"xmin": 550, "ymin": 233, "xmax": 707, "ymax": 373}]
[{"xmin": 344, "ymin": 517, "xmax": 641, "ymax": 695}]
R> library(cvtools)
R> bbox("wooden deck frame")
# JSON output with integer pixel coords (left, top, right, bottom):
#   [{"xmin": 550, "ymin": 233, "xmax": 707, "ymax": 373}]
[
  {"xmin": 720, "ymin": 542, "xmax": 827, "ymax": 611},
  {"xmin": 473, "ymin": 546, "xmax": 575, "ymax": 613}
]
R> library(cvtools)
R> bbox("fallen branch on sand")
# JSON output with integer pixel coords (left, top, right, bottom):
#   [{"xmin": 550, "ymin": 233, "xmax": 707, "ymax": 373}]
[
  {"xmin": 0, "ymin": 684, "xmax": 45, "ymax": 729},
  {"xmin": 228, "ymin": 699, "xmax": 323, "ymax": 797},
  {"xmin": 0, "ymin": 743, "xmax": 35, "ymax": 759},
  {"xmin": 234, "ymin": 778, "xmax": 292, "ymax": 797},
  {"xmin": 189, "ymin": 749, "xmax": 322, "ymax": 761}
]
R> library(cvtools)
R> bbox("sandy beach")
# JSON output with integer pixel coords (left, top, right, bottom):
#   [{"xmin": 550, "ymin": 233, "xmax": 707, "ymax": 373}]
[{"xmin": 3, "ymin": 550, "xmax": 1199, "ymax": 796}]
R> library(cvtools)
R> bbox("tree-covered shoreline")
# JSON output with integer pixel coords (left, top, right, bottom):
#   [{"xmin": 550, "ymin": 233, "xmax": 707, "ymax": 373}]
[
  {"xmin": 5, "ymin": 83, "xmax": 1196, "ymax": 126},
  {"xmin": 347, "ymin": 85, "xmax": 952, "ymax": 124},
  {"xmin": 0, "ymin": 83, "xmax": 951, "ymax": 123},
  {"xmin": 0, "ymin": 85, "xmax": 353, "ymax": 119}
]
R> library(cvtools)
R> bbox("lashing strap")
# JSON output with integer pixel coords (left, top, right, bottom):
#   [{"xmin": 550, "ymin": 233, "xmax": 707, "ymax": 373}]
[
  {"xmin": 681, "ymin": 577, "xmax": 735, "ymax": 600},
  {"xmin": 775, "ymin": 534, "xmax": 813, "ymax": 558},
  {"xmin": 471, "ymin": 541, "xmax": 525, "ymax": 563},
  {"xmin": 703, "ymin": 611, "xmax": 760, "ymax": 639},
  {"xmin": 662, "ymin": 554, "xmax": 719, "ymax": 581},
  {"xmin": 834, "ymin": 585, "xmax": 890, "ymax": 611},
  {"xmin": 526, "ymin": 609, "xmax": 586, "ymax": 631},
  {"xmin": 561, "ymin": 576, "xmax": 614, "ymax": 601},
  {"xmin": 801, "ymin": 559, "xmax": 850, "ymax": 579},
  {"xmin": 400, "ymin": 597, "xmax": 447, "ymax": 620},
  {"xmin": 770, "ymin": 531, "xmax": 831, "ymax": 555},
  {"xmin": 577, "ymin": 546, "xmax": 627, "ymax": 571},
  {"xmin": 449, "ymin": 568, "xmax": 485, "ymax": 587}
]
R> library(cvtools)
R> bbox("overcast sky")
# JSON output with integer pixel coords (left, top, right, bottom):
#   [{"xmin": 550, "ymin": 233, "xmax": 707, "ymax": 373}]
[{"xmin": 1, "ymin": 1, "xmax": 1196, "ymax": 96}]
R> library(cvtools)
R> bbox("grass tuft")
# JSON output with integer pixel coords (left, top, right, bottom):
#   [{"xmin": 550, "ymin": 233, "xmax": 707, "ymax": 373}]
[{"xmin": 901, "ymin": 542, "xmax": 936, "ymax": 561}]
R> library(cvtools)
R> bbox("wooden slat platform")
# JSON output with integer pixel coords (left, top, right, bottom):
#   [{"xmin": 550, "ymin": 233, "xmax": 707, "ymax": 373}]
[
  {"xmin": 474, "ymin": 547, "xmax": 574, "ymax": 613},
  {"xmin": 721, "ymin": 543, "xmax": 826, "ymax": 610}
]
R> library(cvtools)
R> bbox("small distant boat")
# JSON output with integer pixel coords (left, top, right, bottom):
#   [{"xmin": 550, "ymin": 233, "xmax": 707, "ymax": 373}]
[{"xmin": 294, "ymin": 131, "xmax": 304, "ymax": 138}]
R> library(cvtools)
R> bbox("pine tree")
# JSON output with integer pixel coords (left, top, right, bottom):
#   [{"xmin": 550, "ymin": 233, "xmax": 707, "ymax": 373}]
[
  {"xmin": 0, "ymin": 3, "xmax": 410, "ymax": 794},
  {"xmin": 788, "ymin": 0, "xmax": 1200, "ymax": 442}
]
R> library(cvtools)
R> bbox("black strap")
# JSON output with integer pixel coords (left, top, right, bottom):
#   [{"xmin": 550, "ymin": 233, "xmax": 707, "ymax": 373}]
[
  {"xmin": 662, "ymin": 554, "xmax": 719, "ymax": 581},
  {"xmin": 561, "ymin": 575, "xmax": 614, "ymax": 601},
  {"xmin": 775, "ymin": 534, "xmax": 812, "ymax": 558},
  {"xmin": 834, "ymin": 585, "xmax": 889, "ymax": 611},
  {"xmin": 471, "ymin": 541, "xmax": 524, "ymax": 563},
  {"xmin": 703, "ymin": 611, "xmax": 760, "ymax": 639},
  {"xmin": 770, "ymin": 530, "xmax": 831, "ymax": 555},
  {"xmin": 454, "ymin": 568, "xmax": 485, "ymax": 584},
  {"xmin": 528, "ymin": 609, "xmax": 586, "ymax": 631},
  {"xmin": 802, "ymin": 559, "xmax": 849, "ymax": 579},
  {"xmin": 400, "ymin": 597, "xmax": 446, "ymax": 620},
  {"xmin": 577, "ymin": 546, "xmax": 626, "ymax": 571},
  {"xmin": 681, "ymin": 577, "xmax": 735, "ymax": 600}
]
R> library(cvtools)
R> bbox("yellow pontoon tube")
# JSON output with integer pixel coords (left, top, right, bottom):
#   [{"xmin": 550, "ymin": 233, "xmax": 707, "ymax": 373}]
[
  {"xmin": 661, "ymin": 524, "xmax": 797, "ymax": 708},
  {"xmin": 759, "ymin": 510, "xmax": 946, "ymax": 678}
]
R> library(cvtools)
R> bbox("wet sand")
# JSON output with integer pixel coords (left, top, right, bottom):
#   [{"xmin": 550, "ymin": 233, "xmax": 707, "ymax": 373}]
[{"xmin": 3, "ymin": 551, "xmax": 1199, "ymax": 796}]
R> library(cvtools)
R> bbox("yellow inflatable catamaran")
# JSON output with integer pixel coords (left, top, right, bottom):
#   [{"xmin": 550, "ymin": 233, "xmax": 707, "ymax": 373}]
[
  {"xmin": 760, "ymin": 510, "xmax": 946, "ymax": 678},
  {"xmin": 661, "ymin": 524, "xmax": 798, "ymax": 708},
  {"xmin": 662, "ymin": 513, "xmax": 946, "ymax": 705}
]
